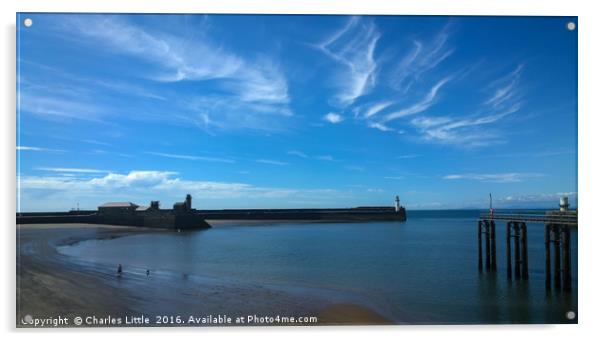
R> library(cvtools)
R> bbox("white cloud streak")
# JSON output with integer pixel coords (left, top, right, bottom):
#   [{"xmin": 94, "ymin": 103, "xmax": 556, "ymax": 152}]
[
  {"xmin": 287, "ymin": 151, "xmax": 336, "ymax": 162},
  {"xmin": 408, "ymin": 65, "xmax": 525, "ymax": 147},
  {"xmin": 18, "ymin": 94, "xmax": 106, "ymax": 122},
  {"xmin": 391, "ymin": 24, "xmax": 455, "ymax": 92},
  {"xmin": 384, "ymin": 176, "xmax": 405, "ymax": 180},
  {"xmin": 256, "ymin": 159, "xmax": 289, "ymax": 166},
  {"xmin": 396, "ymin": 154, "xmax": 421, "ymax": 159},
  {"xmin": 17, "ymin": 146, "xmax": 66, "ymax": 153},
  {"xmin": 55, "ymin": 15, "xmax": 291, "ymax": 132},
  {"xmin": 287, "ymin": 150, "xmax": 309, "ymax": 158},
  {"xmin": 315, "ymin": 155, "xmax": 335, "ymax": 161},
  {"xmin": 443, "ymin": 172, "xmax": 544, "ymax": 183},
  {"xmin": 36, "ymin": 167, "xmax": 111, "ymax": 173},
  {"xmin": 146, "ymin": 152, "xmax": 235, "ymax": 163},
  {"xmin": 317, "ymin": 17, "xmax": 380, "ymax": 106},
  {"xmin": 485, "ymin": 64, "xmax": 523, "ymax": 108},
  {"xmin": 363, "ymin": 101, "xmax": 394, "ymax": 118},
  {"xmin": 368, "ymin": 122, "xmax": 394, "ymax": 132},
  {"xmin": 384, "ymin": 76, "xmax": 452, "ymax": 122}
]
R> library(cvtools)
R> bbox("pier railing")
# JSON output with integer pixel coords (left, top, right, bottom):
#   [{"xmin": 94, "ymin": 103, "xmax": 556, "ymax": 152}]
[{"xmin": 478, "ymin": 212, "xmax": 577, "ymax": 226}]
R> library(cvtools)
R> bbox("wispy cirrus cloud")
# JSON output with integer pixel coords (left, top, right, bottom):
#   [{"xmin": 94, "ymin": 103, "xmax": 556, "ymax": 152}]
[
  {"xmin": 343, "ymin": 23, "xmax": 455, "ymax": 134},
  {"xmin": 81, "ymin": 16, "xmax": 288, "ymax": 105},
  {"xmin": 316, "ymin": 16, "xmax": 380, "ymax": 106},
  {"xmin": 365, "ymin": 101, "xmax": 394, "ymax": 118},
  {"xmin": 18, "ymin": 94, "xmax": 107, "ymax": 122},
  {"xmin": 54, "ymin": 15, "xmax": 291, "ymax": 132},
  {"xmin": 315, "ymin": 155, "xmax": 335, "ymax": 161},
  {"xmin": 20, "ymin": 63, "xmax": 168, "ymax": 102},
  {"xmin": 145, "ymin": 151, "xmax": 235, "ymax": 163},
  {"xmin": 443, "ymin": 172, "xmax": 544, "ymax": 183},
  {"xmin": 383, "ymin": 76, "xmax": 453, "ymax": 122},
  {"xmin": 368, "ymin": 122, "xmax": 394, "ymax": 132},
  {"xmin": 484, "ymin": 64, "xmax": 523, "ymax": 108},
  {"xmin": 81, "ymin": 139, "xmax": 112, "ymax": 147},
  {"xmin": 36, "ymin": 167, "xmax": 111, "ymax": 174},
  {"xmin": 287, "ymin": 150, "xmax": 337, "ymax": 162},
  {"xmin": 256, "ymin": 159, "xmax": 289, "ymax": 166},
  {"xmin": 17, "ymin": 146, "xmax": 66, "ymax": 153},
  {"xmin": 348, "ymin": 23, "xmax": 525, "ymax": 150},
  {"xmin": 480, "ymin": 148, "xmax": 576, "ymax": 159},
  {"xmin": 18, "ymin": 72, "xmax": 154, "ymax": 127},
  {"xmin": 396, "ymin": 154, "xmax": 421, "ymax": 159},
  {"xmin": 287, "ymin": 150, "xmax": 309, "ymax": 158},
  {"xmin": 182, "ymin": 95, "xmax": 293, "ymax": 134},
  {"xmin": 408, "ymin": 65, "xmax": 525, "ymax": 147},
  {"xmin": 384, "ymin": 176, "xmax": 405, "ymax": 180},
  {"xmin": 412, "ymin": 103, "xmax": 521, "ymax": 146},
  {"xmin": 391, "ymin": 24, "xmax": 455, "ymax": 92}
]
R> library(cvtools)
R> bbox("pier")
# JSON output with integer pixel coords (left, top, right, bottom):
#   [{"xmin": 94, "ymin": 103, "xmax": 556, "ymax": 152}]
[
  {"xmin": 17, "ymin": 195, "xmax": 407, "ymax": 228},
  {"xmin": 477, "ymin": 197, "xmax": 577, "ymax": 292}
]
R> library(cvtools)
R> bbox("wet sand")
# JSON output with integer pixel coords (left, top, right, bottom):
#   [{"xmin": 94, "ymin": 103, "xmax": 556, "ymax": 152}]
[{"xmin": 17, "ymin": 224, "xmax": 392, "ymax": 327}]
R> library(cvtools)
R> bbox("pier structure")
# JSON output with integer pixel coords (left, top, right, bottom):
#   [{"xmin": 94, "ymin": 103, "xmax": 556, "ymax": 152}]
[
  {"xmin": 544, "ymin": 197, "xmax": 575, "ymax": 292},
  {"xmin": 505, "ymin": 221, "xmax": 528, "ymax": 280},
  {"xmin": 477, "ymin": 219, "xmax": 497, "ymax": 272},
  {"xmin": 17, "ymin": 195, "xmax": 407, "ymax": 227},
  {"xmin": 477, "ymin": 197, "xmax": 577, "ymax": 292}
]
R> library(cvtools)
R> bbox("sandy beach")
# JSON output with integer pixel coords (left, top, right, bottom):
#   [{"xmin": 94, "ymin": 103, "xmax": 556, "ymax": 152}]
[{"xmin": 17, "ymin": 224, "xmax": 392, "ymax": 327}]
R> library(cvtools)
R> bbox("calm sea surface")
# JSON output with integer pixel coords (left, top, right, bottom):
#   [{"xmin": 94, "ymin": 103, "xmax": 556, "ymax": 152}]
[{"xmin": 58, "ymin": 210, "xmax": 578, "ymax": 324}]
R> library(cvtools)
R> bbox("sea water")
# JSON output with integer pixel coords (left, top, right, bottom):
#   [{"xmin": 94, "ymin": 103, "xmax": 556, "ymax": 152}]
[{"xmin": 57, "ymin": 210, "xmax": 578, "ymax": 324}]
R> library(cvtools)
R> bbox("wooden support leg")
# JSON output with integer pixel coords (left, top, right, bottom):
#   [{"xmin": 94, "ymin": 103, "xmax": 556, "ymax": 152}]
[
  {"xmin": 485, "ymin": 221, "xmax": 491, "ymax": 271},
  {"xmin": 562, "ymin": 227, "xmax": 572, "ymax": 292},
  {"xmin": 490, "ymin": 220, "xmax": 497, "ymax": 272},
  {"xmin": 553, "ymin": 226, "xmax": 561, "ymax": 290},
  {"xmin": 478, "ymin": 221, "xmax": 483, "ymax": 272},
  {"xmin": 545, "ymin": 224, "xmax": 551, "ymax": 291},
  {"xmin": 513, "ymin": 222, "xmax": 521, "ymax": 279},
  {"xmin": 521, "ymin": 222, "xmax": 529, "ymax": 280},
  {"xmin": 506, "ymin": 222, "xmax": 512, "ymax": 279}
]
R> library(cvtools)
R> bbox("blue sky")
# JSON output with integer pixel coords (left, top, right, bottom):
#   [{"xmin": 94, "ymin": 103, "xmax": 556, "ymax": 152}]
[{"xmin": 16, "ymin": 14, "xmax": 577, "ymax": 211}]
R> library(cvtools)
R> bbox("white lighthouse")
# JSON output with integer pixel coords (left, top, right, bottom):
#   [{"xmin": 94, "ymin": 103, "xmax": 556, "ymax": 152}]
[
  {"xmin": 559, "ymin": 196, "xmax": 569, "ymax": 212},
  {"xmin": 395, "ymin": 195, "xmax": 401, "ymax": 212}
]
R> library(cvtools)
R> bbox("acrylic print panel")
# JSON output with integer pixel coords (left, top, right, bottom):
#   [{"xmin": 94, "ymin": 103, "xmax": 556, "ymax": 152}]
[{"xmin": 16, "ymin": 13, "xmax": 578, "ymax": 327}]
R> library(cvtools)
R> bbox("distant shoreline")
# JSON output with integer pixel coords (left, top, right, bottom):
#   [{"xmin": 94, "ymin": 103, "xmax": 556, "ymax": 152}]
[{"xmin": 17, "ymin": 223, "xmax": 394, "ymax": 327}]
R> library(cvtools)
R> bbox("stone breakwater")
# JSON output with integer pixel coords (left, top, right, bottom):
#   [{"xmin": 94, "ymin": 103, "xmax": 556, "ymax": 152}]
[{"xmin": 17, "ymin": 206, "xmax": 406, "ymax": 230}]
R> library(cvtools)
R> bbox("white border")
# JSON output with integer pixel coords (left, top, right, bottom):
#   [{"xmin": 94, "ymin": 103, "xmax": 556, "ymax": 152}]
[{"xmin": 2, "ymin": 1, "xmax": 600, "ymax": 340}]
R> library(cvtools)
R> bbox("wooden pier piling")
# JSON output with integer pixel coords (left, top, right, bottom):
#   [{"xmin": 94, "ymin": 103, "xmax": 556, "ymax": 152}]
[
  {"xmin": 506, "ymin": 222, "xmax": 512, "ymax": 279},
  {"xmin": 513, "ymin": 223, "xmax": 521, "ymax": 279},
  {"xmin": 545, "ymin": 224, "xmax": 551, "ymax": 290},
  {"xmin": 553, "ymin": 226, "xmax": 561, "ymax": 290},
  {"xmin": 485, "ymin": 221, "xmax": 491, "ymax": 271},
  {"xmin": 505, "ymin": 221, "xmax": 528, "ymax": 280},
  {"xmin": 543, "ymin": 223, "xmax": 573, "ymax": 292},
  {"xmin": 477, "ymin": 220, "xmax": 496, "ymax": 273},
  {"xmin": 478, "ymin": 221, "xmax": 483, "ymax": 272},
  {"xmin": 490, "ymin": 220, "xmax": 497, "ymax": 271},
  {"xmin": 562, "ymin": 227, "xmax": 572, "ymax": 292},
  {"xmin": 520, "ymin": 222, "xmax": 528, "ymax": 279}
]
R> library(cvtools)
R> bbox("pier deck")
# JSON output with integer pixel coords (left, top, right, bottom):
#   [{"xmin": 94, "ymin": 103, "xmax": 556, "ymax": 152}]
[{"xmin": 478, "ymin": 212, "xmax": 577, "ymax": 226}]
